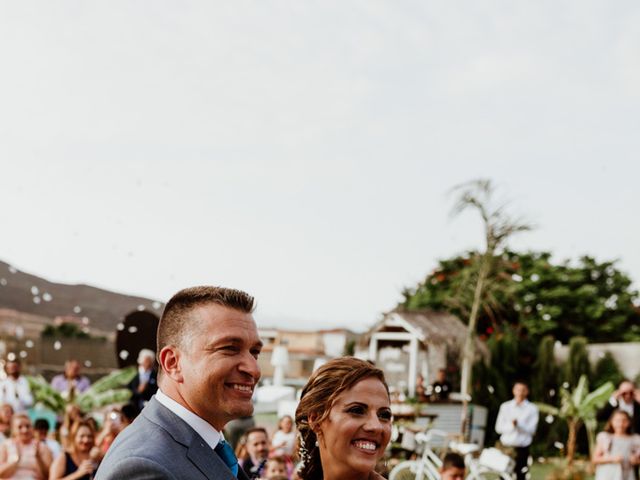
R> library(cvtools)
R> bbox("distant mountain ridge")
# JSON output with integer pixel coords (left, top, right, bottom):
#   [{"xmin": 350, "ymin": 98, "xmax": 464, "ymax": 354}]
[{"xmin": 0, "ymin": 260, "xmax": 163, "ymax": 334}]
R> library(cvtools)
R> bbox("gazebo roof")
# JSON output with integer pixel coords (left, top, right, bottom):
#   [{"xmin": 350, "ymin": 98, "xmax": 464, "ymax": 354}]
[{"xmin": 361, "ymin": 308, "xmax": 489, "ymax": 358}]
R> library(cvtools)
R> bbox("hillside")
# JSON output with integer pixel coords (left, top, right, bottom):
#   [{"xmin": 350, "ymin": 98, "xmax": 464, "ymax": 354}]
[{"xmin": 0, "ymin": 260, "xmax": 163, "ymax": 334}]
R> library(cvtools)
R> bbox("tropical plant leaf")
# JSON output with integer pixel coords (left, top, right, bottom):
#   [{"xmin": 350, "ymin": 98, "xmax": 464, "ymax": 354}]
[
  {"xmin": 76, "ymin": 388, "xmax": 132, "ymax": 412},
  {"xmin": 535, "ymin": 403, "xmax": 559, "ymax": 416},
  {"xmin": 578, "ymin": 381, "xmax": 615, "ymax": 418},
  {"xmin": 25, "ymin": 375, "xmax": 66, "ymax": 414},
  {"xmin": 571, "ymin": 375, "xmax": 588, "ymax": 406},
  {"xmin": 80, "ymin": 366, "xmax": 136, "ymax": 396}
]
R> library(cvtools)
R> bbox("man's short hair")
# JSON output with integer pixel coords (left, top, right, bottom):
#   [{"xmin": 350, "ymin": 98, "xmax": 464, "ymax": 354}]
[
  {"xmin": 442, "ymin": 452, "xmax": 465, "ymax": 470},
  {"xmin": 34, "ymin": 418, "xmax": 50, "ymax": 431},
  {"xmin": 245, "ymin": 427, "xmax": 268, "ymax": 439},
  {"xmin": 157, "ymin": 286, "xmax": 255, "ymax": 353}
]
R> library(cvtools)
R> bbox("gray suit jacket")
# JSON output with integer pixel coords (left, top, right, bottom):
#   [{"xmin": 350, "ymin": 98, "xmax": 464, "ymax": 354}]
[{"xmin": 95, "ymin": 397, "xmax": 249, "ymax": 480}]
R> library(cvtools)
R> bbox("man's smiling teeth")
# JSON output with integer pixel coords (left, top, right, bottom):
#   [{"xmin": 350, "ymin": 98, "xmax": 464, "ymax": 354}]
[
  {"xmin": 231, "ymin": 384, "xmax": 252, "ymax": 392},
  {"xmin": 352, "ymin": 440, "xmax": 377, "ymax": 451}
]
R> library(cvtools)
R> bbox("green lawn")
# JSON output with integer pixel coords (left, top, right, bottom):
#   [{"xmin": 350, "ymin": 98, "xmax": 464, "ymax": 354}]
[{"xmin": 530, "ymin": 461, "xmax": 594, "ymax": 480}]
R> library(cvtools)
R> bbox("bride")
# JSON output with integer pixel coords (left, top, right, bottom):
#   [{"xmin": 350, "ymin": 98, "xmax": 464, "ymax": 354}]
[{"xmin": 295, "ymin": 357, "xmax": 393, "ymax": 480}]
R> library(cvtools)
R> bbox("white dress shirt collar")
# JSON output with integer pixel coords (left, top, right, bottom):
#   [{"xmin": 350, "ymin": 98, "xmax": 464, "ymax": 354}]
[
  {"xmin": 155, "ymin": 388, "xmax": 222, "ymax": 450},
  {"xmin": 618, "ymin": 398, "xmax": 634, "ymax": 417}
]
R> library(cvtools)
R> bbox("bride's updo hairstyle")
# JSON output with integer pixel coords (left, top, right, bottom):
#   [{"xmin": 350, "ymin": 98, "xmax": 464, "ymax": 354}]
[{"xmin": 294, "ymin": 357, "xmax": 389, "ymax": 480}]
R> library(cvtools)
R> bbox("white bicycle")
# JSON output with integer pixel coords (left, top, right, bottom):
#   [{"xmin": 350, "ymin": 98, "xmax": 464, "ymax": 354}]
[{"xmin": 388, "ymin": 429, "xmax": 513, "ymax": 480}]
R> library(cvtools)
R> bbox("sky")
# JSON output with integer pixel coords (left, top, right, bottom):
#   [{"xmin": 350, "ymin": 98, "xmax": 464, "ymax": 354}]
[{"xmin": 1, "ymin": 2, "xmax": 639, "ymax": 331}]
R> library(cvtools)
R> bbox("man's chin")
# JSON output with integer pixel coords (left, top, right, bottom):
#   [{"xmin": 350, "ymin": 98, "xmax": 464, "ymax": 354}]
[{"xmin": 234, "ymin": 401, "xmax": 254, "ymax": 418}]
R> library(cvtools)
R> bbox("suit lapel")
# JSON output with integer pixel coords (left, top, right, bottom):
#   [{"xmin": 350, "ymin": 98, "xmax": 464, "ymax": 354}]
[
  {"xmin": 236, "ymin": 467, "xmax": 250, "ymax": 480},
  {"xmin": 186, "ymin": 437, "xmax": 237, "ymax": 480},
  {"xmin": 142, "ymin": 398, "xmax": 237, "ymax": 480}
]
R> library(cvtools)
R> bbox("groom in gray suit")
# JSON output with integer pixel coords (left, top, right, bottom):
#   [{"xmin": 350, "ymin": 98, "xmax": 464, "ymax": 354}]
[{"xmin": 96, "ymin": 286, "xmax": 263, "ymax": 480}]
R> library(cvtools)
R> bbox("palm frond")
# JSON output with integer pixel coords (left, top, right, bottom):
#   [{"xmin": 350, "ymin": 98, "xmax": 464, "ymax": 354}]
[
  {"xmin": 536, "ymin": 403, "xmax": 559, "ymax": 416},
  {"xmin": 25, "ymin": 375, "xmax": 66, "ymax": 414},
  {"xmin": 79, "ymin": 367, "xmax": 136, "ymax": 398},
  {"xmin": 76, "ymin": 388, "xmax": 133, "ymax": 412}
]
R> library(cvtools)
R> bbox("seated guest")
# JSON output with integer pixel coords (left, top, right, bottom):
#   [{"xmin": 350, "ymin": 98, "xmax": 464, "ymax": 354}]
[
  {"xmin": 127, "ymin": 349, "xmax": 158, "ymax": 411},
  {"xmin": 60, "ymin": 404, "xmax": 84, "ymax": 450},
  {"xmin": 119, "ymin": 403, "xmax": 139, "ymax": 427},
  {"xmin": 0, "ymin": 359, "xmax": 34, "ymax": 413},
  {"xmin": 263, "ymin": 456, "xmax": 288, "ymax": 479},
  {"xmin": 0, "ymin": 403, "xmax": 14, "ymax": 441},
  {"xmin": 49, "ymin": 420, "xmax": 98, "ymax": 480},
  {"xmin": 240, "ymin": 427, "xmax": 270, "ymax": 479},
  {"xmin": 415, "ymin": 374, "xmax": 428, "ymax": 402},
  {"xmin": 95, "ymin": 409, "xmax": 124, "ymax": 455},
  {"xmin": 34, "ymin": 419, "xmax": 62, "ymax": 459},
  {"xmin": 430, "ymin": 368, "xmax": 452, "ymax": 402},
  {"xmin": 0, "ymin": 413, "xmax": 53, "ymax": 479},
  {"xmin": 592, "ymin": 409, "xmax": 640, "ymax": 480},
  {"xmin": 440, "ymin": 452, "xmax": 466, "ymax": 480},
  {"xmin": 50, "ymin": 360, "xmax": 91, "ymax": 400}
]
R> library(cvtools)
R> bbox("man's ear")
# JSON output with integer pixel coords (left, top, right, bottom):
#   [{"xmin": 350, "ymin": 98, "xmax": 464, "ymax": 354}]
[{"xmin": 158, "ymin": 346, "xmax": 183, "ymax": 383}]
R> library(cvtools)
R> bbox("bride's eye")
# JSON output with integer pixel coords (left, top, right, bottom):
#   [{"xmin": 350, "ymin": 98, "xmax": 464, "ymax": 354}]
[
  {"xmin": 378, "ymin": 410, "xmax": 392, "ymax": 421},
  {"xmin": 346, "ymin": 406, "xmax": 366, "ymax": 415}
]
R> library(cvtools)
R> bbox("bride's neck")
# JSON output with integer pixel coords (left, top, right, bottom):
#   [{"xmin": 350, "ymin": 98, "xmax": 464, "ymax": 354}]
[{"xmin": 322, "ymin": 465, "xmax": 370, "ymax": 480}]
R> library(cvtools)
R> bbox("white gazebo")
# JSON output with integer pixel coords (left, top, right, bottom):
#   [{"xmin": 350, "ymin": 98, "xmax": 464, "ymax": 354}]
[{"xmin": 361, "ymin": 309, "xmax": 487, "ymax": 398}]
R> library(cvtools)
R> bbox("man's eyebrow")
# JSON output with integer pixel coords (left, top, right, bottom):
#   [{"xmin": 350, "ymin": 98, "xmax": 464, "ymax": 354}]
[{"xmin": 205, "ymin": 337, "xmax": 264, "ymax": 348}]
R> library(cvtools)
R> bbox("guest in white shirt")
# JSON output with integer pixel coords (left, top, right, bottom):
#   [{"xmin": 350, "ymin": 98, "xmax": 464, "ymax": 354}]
[
  {"xmin": 0, "ymin": 359, "xmax": 34, "ymax": 413},
  {"xmin": 598, "ymin": 380, "xmax": 640, "ymax": 434},
  {"xmin": 495, "ymin": 381, "xmax": 539, "ymax": 480}
]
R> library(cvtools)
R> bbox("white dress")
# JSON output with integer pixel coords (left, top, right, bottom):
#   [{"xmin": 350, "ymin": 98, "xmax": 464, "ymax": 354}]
[
  {"xmin": 594, "ymin": 432, "xmax": 640, "ymax": 480},
  {"xmin": 271, "ymin": 430, "xmax": 296, "ymax": 457}
]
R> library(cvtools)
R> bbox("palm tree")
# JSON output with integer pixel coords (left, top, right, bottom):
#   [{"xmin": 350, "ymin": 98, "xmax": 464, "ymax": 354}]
[
  {"xmin": 450, "ymin": 179, "xmax": 531, "ymax": 425},
  {"xmin": 536, "ymin": 374, "xmax": 614, "ymax": 465}
]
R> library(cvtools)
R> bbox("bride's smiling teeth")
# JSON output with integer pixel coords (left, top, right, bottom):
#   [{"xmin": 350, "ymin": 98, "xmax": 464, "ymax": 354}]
[{"xmin": 352, "ymin": 440, "xmax": 377, "ymax": 451}]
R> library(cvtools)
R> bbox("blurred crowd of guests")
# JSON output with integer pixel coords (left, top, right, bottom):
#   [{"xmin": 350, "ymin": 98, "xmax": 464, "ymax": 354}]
[
  {"xmin": 0, "ymin": 355, "xmax": 300, "ymax": 480},
  {"xmin": 1, "ymin": 351, "xmax": 639, "ymax": 480},
  {"xmin": 415, "ymin": 369, "xmax": 453, "ymax": 403}
]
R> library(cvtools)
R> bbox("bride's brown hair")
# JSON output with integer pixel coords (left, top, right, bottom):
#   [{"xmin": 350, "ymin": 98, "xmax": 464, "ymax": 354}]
[{"xmin": 294, "ymin": 357, "xmax": 389, "ymax": 480}]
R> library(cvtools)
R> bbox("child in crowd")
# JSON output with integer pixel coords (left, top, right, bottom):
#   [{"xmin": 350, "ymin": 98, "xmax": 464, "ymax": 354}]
[
  {"xmin": 33, "ymin": 418, "xmax": 62, "ymax": 458},
  {"xmin": 593, "ymin": 409, "xmax": 640, "ymax": 480},
  {"xmin": 0, "ymin": 403, "xmax": 13, "ymax": 441},
  {"xmin": 440, "ymin": 452, "xmax": 466, "ymax": 480},
  {"xmin": 270, "ymin": 415, "xmax": 295, "ymax": 458},
  {"xmin": 262, "ymin": 456, "xmax": 288, "ymax": 480}
]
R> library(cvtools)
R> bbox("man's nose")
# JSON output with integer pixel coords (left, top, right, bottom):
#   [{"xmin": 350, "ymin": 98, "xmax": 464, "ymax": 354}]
[{"xmin": 239, "ymin": 352, "xmax": 261, "ymax": 380}]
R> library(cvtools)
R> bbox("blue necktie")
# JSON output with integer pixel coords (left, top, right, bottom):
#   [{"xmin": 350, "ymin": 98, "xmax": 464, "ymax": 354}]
[{"xmin": 214, "ymin": 439, "xmax": 239, "ymax": 477}]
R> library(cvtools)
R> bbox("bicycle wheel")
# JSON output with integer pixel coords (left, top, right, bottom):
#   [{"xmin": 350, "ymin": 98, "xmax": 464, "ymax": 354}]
[
  {"xmin": 389, "ymin": 460, "xmax": 440, "ymax": 480},
  {"xmin": 389, "ymin": 460, "xmax": 421, "ymax": 480}
]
